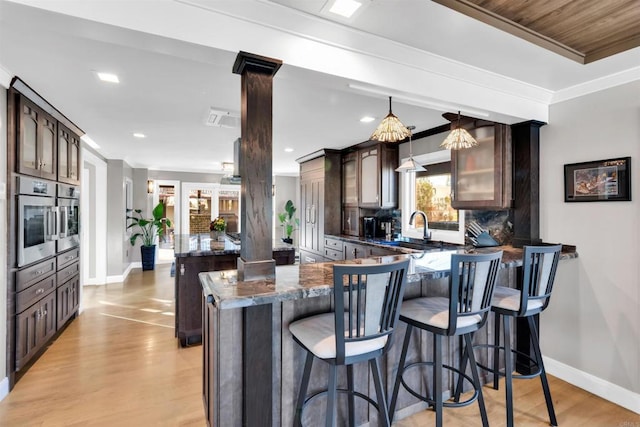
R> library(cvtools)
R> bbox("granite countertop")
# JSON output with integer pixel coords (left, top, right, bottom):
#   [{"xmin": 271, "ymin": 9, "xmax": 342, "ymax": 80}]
[
  {"xmin": 174, "ymin": 233, "xmax": 294, "ymax": 257},
  {"xmin": 200, "ymin": 247, "xmax": 578, "ymax": 309}
]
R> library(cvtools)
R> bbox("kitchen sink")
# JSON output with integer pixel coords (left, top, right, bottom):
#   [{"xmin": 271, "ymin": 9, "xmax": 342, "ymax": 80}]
[{"xmin": 395, "ymin": 239, "xmax": 461, "ymax": 251}]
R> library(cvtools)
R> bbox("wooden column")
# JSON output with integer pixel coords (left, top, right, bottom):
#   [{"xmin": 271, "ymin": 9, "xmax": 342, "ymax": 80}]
[
  {"xmin": 511, "ymin": 120, "xmax": 546, "ymax": 248},
  {"xmin": 232, "ymin": 51, "xmax": 282, "ymax": 281},
  {"xmin": 511, "ymin": 120, "xmax": 546, "ymax": 375},
  {"xmin": 232, "ymin": 51, "xmax": 282, "ymax": 427}
]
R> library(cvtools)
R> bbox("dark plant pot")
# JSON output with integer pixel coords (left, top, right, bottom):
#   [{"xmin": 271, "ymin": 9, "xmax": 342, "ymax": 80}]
[
  {"xmin": 141, "ymin": 245, "xmax": 156, "ymax": 271},
  {"xmin": 281, "ymin": 237, "xmax": 293, "ymax": 244}
]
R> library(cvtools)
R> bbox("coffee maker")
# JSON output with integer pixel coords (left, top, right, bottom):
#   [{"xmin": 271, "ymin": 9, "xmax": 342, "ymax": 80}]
[{"xmin": 363, "ymin": 216, "xmax": 377, "ymax": 239}]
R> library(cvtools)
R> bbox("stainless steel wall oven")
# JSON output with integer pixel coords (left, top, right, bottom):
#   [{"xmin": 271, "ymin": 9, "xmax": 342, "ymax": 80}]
[
  {"xmin": 17, "ymin": 176, "xmax": 56, "ymax": 267},
  {"xmin": 56, "ymin": 183, "xmax": 80, "ymax": 253}
]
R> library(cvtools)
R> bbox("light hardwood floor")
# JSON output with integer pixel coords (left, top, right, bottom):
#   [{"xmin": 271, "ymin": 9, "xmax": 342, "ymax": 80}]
[{"xmin": 0, "ymin": 264, "xmax": 637, "ymax": 426}]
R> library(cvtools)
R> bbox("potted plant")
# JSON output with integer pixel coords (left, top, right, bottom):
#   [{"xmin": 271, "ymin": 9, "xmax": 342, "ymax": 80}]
[
  {"xmin": 278, "ymin": 200, "xmax": 299, "ymax": 244},
  {"xmin": 127, "ymin": 202, "xmax": 172, "ymax": 271},
  {"xmin": 210, "ymin": 217, "xmax": 226, "ymax": 241}
]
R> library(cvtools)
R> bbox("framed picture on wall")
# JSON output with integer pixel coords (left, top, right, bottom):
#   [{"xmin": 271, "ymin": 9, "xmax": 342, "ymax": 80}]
[{"xmin": 564, "ymin": 157, "xmax": 631, "ymax": 202}]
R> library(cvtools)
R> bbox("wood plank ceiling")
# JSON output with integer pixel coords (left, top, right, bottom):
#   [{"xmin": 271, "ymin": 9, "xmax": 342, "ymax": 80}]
[{"xmin": 433, "ymin": 0, "xmax": 640, "ymax": 64}]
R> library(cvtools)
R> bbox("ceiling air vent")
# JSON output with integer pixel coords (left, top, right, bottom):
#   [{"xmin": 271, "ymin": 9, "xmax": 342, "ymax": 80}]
[{"xmin": 205, "ymin": 107, "xmax": 240, "ymax": 128}]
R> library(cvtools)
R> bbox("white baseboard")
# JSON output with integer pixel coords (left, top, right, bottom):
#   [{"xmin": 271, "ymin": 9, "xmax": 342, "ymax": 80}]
[
  {"xmin": 105, "ymin": 263, "xmax": 136, "ymax": 284},
  {"xmin": 0, "ymin": 377, "xmax": 9, "ymax": 402},
  {"xmin": 544, "ymin": 356, "xmax": 640, "ymax": 415}
]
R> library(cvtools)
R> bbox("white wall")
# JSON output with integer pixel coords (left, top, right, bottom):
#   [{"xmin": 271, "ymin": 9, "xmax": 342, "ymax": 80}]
[
  {"xmin": 0, "ymin": 78, "xmax": 9, "ymax": 399},
  {"xmin": 539, "ymin": 80, "xmax": 640, "ymax": 412}
]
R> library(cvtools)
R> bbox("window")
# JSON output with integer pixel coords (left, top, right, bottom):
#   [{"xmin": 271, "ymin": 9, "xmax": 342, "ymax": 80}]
[{"xmin": 400, "ymin": 151, "xmax": 465, "ymax": 244}]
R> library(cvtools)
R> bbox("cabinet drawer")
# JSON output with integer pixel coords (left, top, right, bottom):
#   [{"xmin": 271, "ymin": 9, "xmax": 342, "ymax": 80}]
[
  {"xmin": 16, "ymin": 275, "xmax": 56, "ymax": 314},
  {"xmin": 57, "ymin": 262, "xmax": 79, "ymax": 284},
  {"xmin": 324, "ymin": 237, "xmax": 342, "ymax": 250},
  {"xmin": 57, "ymin": 248, "xmax": 80, "ymax": 269},
  {"xmin": 324, "ymin": 247, "xmax": 343, "ymax": 261},
  {"xmin": 300, "ymin": 250, "xmax": 328, "ymax": 264},
  {"xmin": 17, "ymin": 258, "xmax": 57, "ymax": 292}
]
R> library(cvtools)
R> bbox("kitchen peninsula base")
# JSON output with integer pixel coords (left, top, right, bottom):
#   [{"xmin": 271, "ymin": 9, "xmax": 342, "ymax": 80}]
[{"xmin": 200, "ymin": 248, "xmax": 578, "ymax": 426}]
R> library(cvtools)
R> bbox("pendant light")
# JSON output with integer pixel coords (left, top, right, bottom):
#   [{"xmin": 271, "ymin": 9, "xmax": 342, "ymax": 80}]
[
  {"xmin": 395, "ymin": 126, "xmax": 426, "ymax": 173},
  {"xmin": 440, "ymin": 111, "xmax": 478, "ymax": 150},
  {"xmin": 370, "ymin": 96, "xmax": 411, "ymax": 143}
]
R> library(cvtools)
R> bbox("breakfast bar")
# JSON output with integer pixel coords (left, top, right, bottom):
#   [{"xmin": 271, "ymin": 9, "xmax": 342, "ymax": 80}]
[{"xmin": 200, "ymin": 246, "xmax": 577, "ymax": 426}]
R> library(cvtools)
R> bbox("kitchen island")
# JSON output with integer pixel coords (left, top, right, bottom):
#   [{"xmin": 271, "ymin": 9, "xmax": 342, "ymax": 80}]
[
  {"xmin": 199, "ymin": 246, "xmax": 577, "ymax": 426},
  {"xmin": 174, "ymin": 233, "xmax": 294, "ymax": 346}
]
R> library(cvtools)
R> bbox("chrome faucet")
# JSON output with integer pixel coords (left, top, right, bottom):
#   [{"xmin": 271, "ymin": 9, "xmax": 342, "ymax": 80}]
[{"xmin": 409, "ymin": 210, "xmax": 431, "ymax": 241}]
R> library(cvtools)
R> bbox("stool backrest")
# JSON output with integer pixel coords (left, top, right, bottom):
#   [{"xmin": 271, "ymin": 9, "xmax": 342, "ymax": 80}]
[
  {"xmin": 448, "ymin": 251, "xmax": 503, "ymax": 335},
  {"xmin": 519, "ymin": 245, "xmax": 562, "ymax": 316},
  {"xmin": 333, "ymin": 259, "xmax": 410, "ymax": 364}
]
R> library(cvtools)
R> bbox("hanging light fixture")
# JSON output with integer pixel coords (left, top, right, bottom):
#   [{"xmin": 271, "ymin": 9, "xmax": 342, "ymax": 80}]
[
  {"xmin": 396, "ymin": 126, "xmax": 426, "ymax": 173},
  {"xmin": 370, "ymin": 96, "xmax": 411, "ymax": 143},
  {"xmin": 440, "ymin": 111, "xmax": 478, "ymax": 150}
]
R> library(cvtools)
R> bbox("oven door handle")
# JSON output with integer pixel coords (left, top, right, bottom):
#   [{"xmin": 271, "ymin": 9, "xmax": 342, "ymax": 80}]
[
  {"xmin": 50, "ymin": 206, "xmax": 60, "ymax": 241},
  {"xmin": 59, "ymin": 205, "xmax": 68, "ymax": 238}
]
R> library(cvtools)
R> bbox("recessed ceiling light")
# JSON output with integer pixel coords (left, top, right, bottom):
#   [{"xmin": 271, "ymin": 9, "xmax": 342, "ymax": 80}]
[
  {"xmin": 133, "ymin": 133, "xmax": 146, "ymax": 138},
  {"xmin": 360, "ymin": 116, "xmax": 376, "ymax": 123},
  {"xmin": 329, "ymin": 0, "xmax": 362, "ymax": 18},
  {"xmin": 284, "ymin": 147, "xmax": 294, "ymax": 153},
  {"xmin": 80, "ymin": 135, "xmax": 100, "ymax": 149},
  {"xmin": 96, "ymin": 72, "xmax": 119, "ymax": 83}
]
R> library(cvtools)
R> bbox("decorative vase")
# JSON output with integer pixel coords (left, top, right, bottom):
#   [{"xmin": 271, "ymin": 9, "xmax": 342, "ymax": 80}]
[
  {"xmin": 211, "ymin": 230, "xmax": 225, "ymax": 242},
  {"xmin": 140, "ymin": 245, "xmax": 156, "ymax": 271}
]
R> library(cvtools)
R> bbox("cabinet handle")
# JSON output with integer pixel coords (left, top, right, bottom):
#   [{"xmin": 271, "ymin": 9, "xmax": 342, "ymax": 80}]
[
  {"xmin": 35, "ymin": 309, "xmax": 41, "ymax": 321},
  {"xmin": 36, "ymin": 288, "xmax": 44, "ymax": 295},
  {"xmin": 180, "ymin": 264, "xmax": 185, "ymax": 276},
  {"xmin": 33, "ymin": 270, "xmax": 44, "ymax": 276},
  {"xmin": 42, "ymin": 309, "xmax": 47, "ymax": 316},
  {"xmin": 305, "ymin": 207, "xmax": 310, "ymax": 224}
]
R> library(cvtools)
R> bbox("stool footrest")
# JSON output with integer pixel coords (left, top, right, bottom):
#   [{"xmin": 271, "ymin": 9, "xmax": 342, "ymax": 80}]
[
  {"xmin": 399, "ymin": 361, "xmax": 480, "ymax": 409},
  {"xmin": 303, "ymin": 388, "xmax": 380, "ymax": 414},
  {"xmin": 473, "ymin": 343, "xmax": 542, "ymax": 379}
]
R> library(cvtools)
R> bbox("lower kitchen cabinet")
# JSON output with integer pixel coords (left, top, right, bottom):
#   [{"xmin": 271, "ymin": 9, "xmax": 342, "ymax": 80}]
[
  {"xmin": 175, "ymin": 256, "xmax": 218, "ymax": 347},
  {"xmin": 15, "ymin": 289, "xmax": 57, "ymax": 371},
  {"xmin": 57, "ymin": 274, "xmax": 80, "ymax": 328}
]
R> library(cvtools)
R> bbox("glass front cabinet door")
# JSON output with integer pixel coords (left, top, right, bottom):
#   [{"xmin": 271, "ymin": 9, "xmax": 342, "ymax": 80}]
[{"xmin": 451, "ymin": 123, "xmax": 512, "ymax": 209}]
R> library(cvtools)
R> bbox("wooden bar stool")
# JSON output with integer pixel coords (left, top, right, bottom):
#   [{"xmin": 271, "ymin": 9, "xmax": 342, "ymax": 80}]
[
  {"xmin": 460, "ymin": 244, "xmax": 562, "ymax": 427},
  {"xmin": 389, "ymin": 251, "xmax": 503, "ymax": 427},
  {"xmin": 289, "ymin": 259, "xmax": 410, "ymax": 427}
]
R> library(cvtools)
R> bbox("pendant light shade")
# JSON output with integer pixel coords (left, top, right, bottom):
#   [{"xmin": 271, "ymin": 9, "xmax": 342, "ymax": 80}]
[
  {"xmin": 370, "ymin": 96, "xmax": 411, "ymax": 143},
  {"xmin": 395, "ymin": 126, "xmax": 426, "ymax": 173},
  {"xmin": 440, "ymin": 111, "xmax": 478, "ymax": 150}
]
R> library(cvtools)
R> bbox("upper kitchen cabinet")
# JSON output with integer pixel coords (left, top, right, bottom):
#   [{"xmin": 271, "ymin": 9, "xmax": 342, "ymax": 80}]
[
  {"xmin": 342, "ymin": 151, "xmax": 358, "ymax": 206},
  {"xmin": 358, "ymin": 143, "xmax": 398, "ymax": 208},
  {"xmin": 17, "ymin": 95, "xmax": 57, "ymax": 180},
  {"xmin": 297, "ymin": 150, "xmax": 341, "ymax": 263},
  {"xmin": 450, "ymin": 120, "xmax": 512, "ymax": 210},
  {"xmin": 57, "ymin": 124, "xmax": 81, "ymax": 185}
]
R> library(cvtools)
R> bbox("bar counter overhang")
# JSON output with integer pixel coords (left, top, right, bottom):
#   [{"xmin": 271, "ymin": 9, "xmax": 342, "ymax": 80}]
[{"xmin": 200, "ymin": 247, "xmax": 577, "ymax": 427}]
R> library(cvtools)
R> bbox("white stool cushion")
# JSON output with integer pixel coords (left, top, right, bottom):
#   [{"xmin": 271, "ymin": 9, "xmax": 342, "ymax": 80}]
[
  {"xmin": 400, "ymin": 297, "xmax": 482, "ymax": 330},
  {"xmin": 492, "ymin": 286, "xmax": 544, "ymax": 313},
  {"xmin": 289, "ymin": 312, "xmax": 388, "ymax": 360}
]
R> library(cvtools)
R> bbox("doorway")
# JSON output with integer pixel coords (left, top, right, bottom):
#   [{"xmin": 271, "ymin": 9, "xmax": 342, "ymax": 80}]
[{"xmin": 152, "ymin": 180, "xmax": 180, "ymax": 263}]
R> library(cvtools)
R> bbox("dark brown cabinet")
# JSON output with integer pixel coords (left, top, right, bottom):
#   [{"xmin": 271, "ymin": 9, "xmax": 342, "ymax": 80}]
[
  {"xmin": 17, "ymin": 96, "xmax": 57, "ymax": 180},
  {"xmin": 298, "ymin": 150, "xmax": 341, "ymax": 263},
  {"xmin": 451, "ymin": 123, "xmax": 512, "ymax": 209},
  {"xmin": 342, "ymin": 152, "xmax": 358, "ymax": 206},
  {"xmin": 57, "ymin": 273, "xmax": 80, "ymax": 328},
  {"xmin": 58, "ymin": 123, "xmax": 81, "ymax": 184},
  {"xmin": 358, "ymin": 143, "xmax": 398, "ymax": 209},
  {"xmin": 15, "ymin": 289, "xmax": 56, "ymax": 371},
  {"xmin": 175, "ymin": 256, "xmax": 218, "ymax": 347}
]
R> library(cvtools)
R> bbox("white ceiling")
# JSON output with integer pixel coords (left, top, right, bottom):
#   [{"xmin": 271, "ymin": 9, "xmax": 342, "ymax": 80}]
[{"xmin": 1, "ymin": 0, "xmax": 638, "ymax": 176}]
